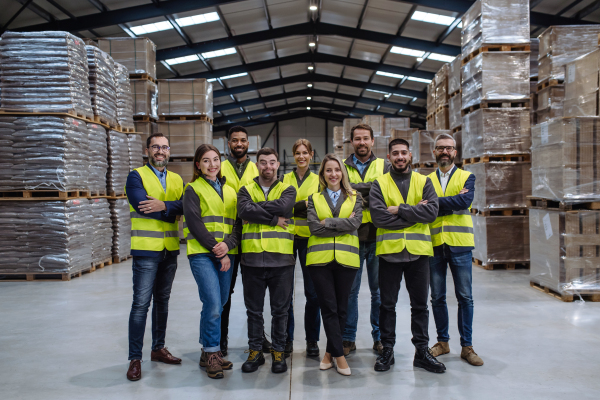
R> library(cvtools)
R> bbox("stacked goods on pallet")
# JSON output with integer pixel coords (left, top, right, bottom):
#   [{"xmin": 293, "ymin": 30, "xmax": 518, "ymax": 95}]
[
  {"xmin": 107, "ymin": 130, "xmax": 129, "ymax": 196},
  {"xmin": 530, "ymin": 38, "xmax": 539, "ymax": 80},
  {"xmin": 158, "ymin": 79, "xmax": 213, "ymax": 120},
  {"xmin": 434, "ymin": 64, "xmax": 449, "ymax": 129},
  {"xmin": 448, "ymin": 56, "xmax": 462, "ymax": 131},
  {"xmin": 426, "ymin": 82, "xmax": 435, "ymax": 129},
  {"xmin": 89, "ymin": 198, "xmax": 113, "ymax": 265},
  {"xmin": 333, "ymin": 126, "xmax": 343, "ymax": 154},
  {"xmin": 166, "ymin": 162, "xmax": 194, "ymax": 185},
  {"xmin": 535, "ymin": 83, "xmax": 564, "ymax": 123},
  {"xmin": 134, "ymin": 121, "xmax": 156, "ymax": 151},
  {"xmin": 390, "ymin": 128, "xmax": 416, "ymax": 144},
  {"xmin": 383, "ymin": 118, "xmax": 409, "ymax": 137},
  {"xmin": 334, "ymin": 147, "xmax": 344, "ymax": 159},
  {"xmin": 362, "ymin": 115, "xmax": 384, "ymax": 136},
  {"xmin": 343, "ymin": 141, "xmax": 353, "ymax": 159},
  {"xmin": 86, "ymin": 45, "xmax": 117, "ymax": 127},
  {"xmin": 114, "ymin": 62, "xmax": 135, "ymax": 131},
  {"xmin": 131, "ymin": 79, "xmax": 158, "ymax": 119},
  {"xmin": 87, "ymin": 122, "xmax": 108, "ymax": 193},
  {"xmin": 412, "ymin": 130, "xmax": 449, "ymax": 173},
  {"xmin": 563, "ymin": 49, "xmax": 600, "ymax": 118},
  {"xmin": 0, "ymin": 115, "xmax": 90, "ymax": 190},
  {"xmin": 0, "ymin": 200, "xmax": 92, "ymax": 275},
  {"xmin": 343, "ymin": 118, "xmax": 360, "ymax": 142},
  {"xmin": 127, "ymin": 134, "xmax": 144, "ymax": 171},
  {"xmin": 0, "ymin": 31, "xmax": 93, "ymax": 118},
  {"xmin": 109, "ymin": 198, "xmax": 131, "ymax": 262},
  {"xmin": 156, "ymin": 120, "xmax": 212, "ymax": 158},
  {"xmin": 373, "ymin": 136, "xmax": 388, "ymax": 158},
  {"xmin": 98, "ymin": 37, "xmax": 156, "ymax": 79},
  {"xmin": 472, "ymin": 214, "xmax": 530, "ymax": 269}
]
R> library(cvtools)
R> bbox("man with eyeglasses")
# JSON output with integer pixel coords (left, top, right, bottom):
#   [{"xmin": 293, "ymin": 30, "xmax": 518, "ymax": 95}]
[
  {"xmin": 426, "ymin": 133, "xmax": 483, "ymax": 367},
  {"xmin": 125, "ymin": 133, "xmax": 184, "ymax": 381}
]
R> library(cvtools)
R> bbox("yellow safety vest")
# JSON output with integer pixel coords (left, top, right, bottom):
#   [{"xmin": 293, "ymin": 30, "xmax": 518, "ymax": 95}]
[
  {"xmin": 306, "ymin": 192, "xmax": 360, "ymax": 268},
  {"xmin": 345, "ymin": 157, "xmax": 385, "ymax": 224},
  {"xmin": 221, "ymin": 158, "xmax": 259, "ymax": 192},
  {"xmin": 283, "ymin": 170, "xmax": 320, "ymax": 238},
  {"xmin": 182, "ymin": 177, "xmax": 239, "ymax": 256},
  {"xmin": 375, "ymin": 172, "xmax": 433, "ymax": 257},
  {"xmin": 241, "ymin": 180, "xmax": 295, "ymax": 255},
  {"xmin": 427, "ymin": 169, "xmax": 475, "ymax": 248},
  {"xmin": 128, "ymin": 165, "xmax": 183, "ymax": 252}
]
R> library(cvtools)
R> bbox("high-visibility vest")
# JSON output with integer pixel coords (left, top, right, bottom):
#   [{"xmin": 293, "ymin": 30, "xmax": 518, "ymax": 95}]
[
  {"xmin": 306, "ymin": 192, "xmax": 360, "ymax": 268},
  {"xmin": 182, "ymin": 177, "xmax": 239, "ymax": 256},
  {"xmin": 241, "ymin": 180, "xmax": 294, "ymax": 255},
  {"xmin": 375, "ymin": 172, "xmax": 433, "ymax": 257},
  {"xmin": 345, "ymin": 157, "xmax": 385, "ymax": 224},
  {"xmin": 128, "ymin": 165, "xmax": 183, "ymax": 252},
  {"xmin": 221, "ymin": 158, "xmax": 259, "ymax": 192},
  {"xmin": 427, "ymin": 169, "xmax": 475, "ymax": 248},
  {"xmin": 283, "ymin": 170, "xmax": 320, "ymax": 238}
]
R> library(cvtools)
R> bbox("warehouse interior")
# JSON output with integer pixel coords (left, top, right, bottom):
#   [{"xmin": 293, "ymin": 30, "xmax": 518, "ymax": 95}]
[{"xmin": 1, "ymin": 0, "xmax": 600, "ymax": 399}]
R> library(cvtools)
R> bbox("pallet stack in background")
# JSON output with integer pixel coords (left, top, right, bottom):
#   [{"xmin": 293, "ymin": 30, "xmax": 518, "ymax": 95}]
[
  {"xmin": 338, "ymin": 116, "xmax": 410, "ymax": 161},
  {"xmin": 333, "ymin": 126, "xmax": 344, "ymax": 159}
]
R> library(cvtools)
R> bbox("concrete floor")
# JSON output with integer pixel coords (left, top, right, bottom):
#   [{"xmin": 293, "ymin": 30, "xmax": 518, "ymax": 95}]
[{"xmin": 1, "ymin": 246, "xmax": 599, "ymax": 400}]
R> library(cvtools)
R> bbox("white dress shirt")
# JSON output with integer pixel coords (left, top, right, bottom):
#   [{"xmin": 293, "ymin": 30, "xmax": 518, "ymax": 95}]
[{"xmin": 439, "ymin": 165, "xmax": 455, "ymax": 194}]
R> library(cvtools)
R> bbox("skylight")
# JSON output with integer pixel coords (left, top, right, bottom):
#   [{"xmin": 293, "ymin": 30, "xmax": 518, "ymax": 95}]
[
  {"xmin": 176, "ymin": 12, "xmax": 220, "ymax": 27},
  {"xmin": 130, "ymin": 21, "xmax": 172, "ymax": 35},
  {"xmin": 376, "ymin": 71, "xmax": 404, "ymax": 80},
  {"xmin": 165, "ymin": 55, "xmax": 200, "ymax": 65},
  {"xmin": 390, "ymin": 47, "xmax": 425, "ymax": 58},
  {"xmin": 201, "ymin": 48, "xmax": 237, "ymax": 59},
  {"xmin": 411, "ymin": 11, "xmax": 457, "ymax": 26},
  {"xmin": 406, "ymin": 77, "xmax": 432, "ymax": 84},
  {"xmin": 428, "ymin": 53, "xmax": 456, "ymax": 63},
  {"xmin": 219, "ymin": 72, "xmax": 248, "ymax": 80}
]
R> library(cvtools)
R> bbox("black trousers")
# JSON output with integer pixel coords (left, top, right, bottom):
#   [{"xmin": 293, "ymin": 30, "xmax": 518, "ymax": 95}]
[
  {"xmin": 379, "ymin": 255, "xmax": 430, "ymax": 349},
  {"xmin": 308, "ymin": 262, "xmax": 358, "ymax": 358},
  {"xmin": 220, "ymin": 253, "xmax": 241, "ymax": 345}
]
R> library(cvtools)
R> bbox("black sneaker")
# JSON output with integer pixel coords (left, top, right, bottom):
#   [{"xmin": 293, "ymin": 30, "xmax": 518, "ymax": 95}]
[
  {"xmin": 413, "ymin": 347, "xmax": 446, "ymax": 373},
  {"xmin": 271, "ymin": 350, "xmax": 288, "ymax": 373},
  {"xmin": 262, "ymin": 332, "xmax": 272, "ymax": 353},
  {"xmin": 306, "ymin": 341, "xmax": 319, "ymax": 357},
  {"xmin": 374, "ymin": 346, "xmax": 395, "ymax": 372},
  {"xmin": 220, "ymin": 337, "xmax": 228, "ymax": 357},
  {"xmin": 241, "ymin": 350, "xmax": 265, "ymax": 373},
  {"xmin": 284, "ymin": 340, "xmax": 293, "ymax": 358}
]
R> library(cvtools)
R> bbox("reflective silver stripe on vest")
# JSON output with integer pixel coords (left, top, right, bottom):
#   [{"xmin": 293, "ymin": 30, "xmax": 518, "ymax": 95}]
[
  {"xmin": 130, "ymin": 211, "xmax": 153, "ymax": 219},
  {"xmin": 308, "ymin": 243, "xmax": 359, "ymax": 254},
  {"xmin": 224, "ymin": 217, "xmax": 235, "ymax": 225},
  {"xmin": 430, "ymin": 227, "xmax": 442, "ymax": 235},
  {"xmin": 405, "ymin": 233, "xmax": 431, "ymax": 241},
  {"xmin": 377, "ymin": 232, "xmax": 431, "ymax": 241},
  {"xmin": 242, "ymin": 233, "xmax": 261, "ymax": 240},
  {"xmin": 443, "ymin": 226, "xmax": 474, "ymax": 234},
  {"xmin": 165, "ymin": 231, "xmax": 179, "ymax": 237},
  {"xmin": 295, "ymin": 219, "xmax": 308, "ymax": 226},
  {"xmin": 131, "ymin": 230, "xmax": 165, "ymax": 239},
  {"xmin": 452, "ymin": 209, "xmax": 471, "ymax": 215},
  {"xmin": 203, "ymin": 216, "xmax": 224, "ymax": 223},
  {"xmin": 242, "ymin": 232, "xmax": 294, "ymax": 240}
]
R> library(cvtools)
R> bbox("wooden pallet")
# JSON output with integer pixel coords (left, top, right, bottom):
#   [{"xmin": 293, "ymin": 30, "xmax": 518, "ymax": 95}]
[
  {"xmin": 107, "ymin": 191, "xmax": 126, "ymax": 199},
  {"xmin": 462, "ymin": 43, "xmax": 531, "ymax": 65},
  {"xmin": 463, "ymin": 154, "xmax": 531, "ymax": 165},
  {"xmin": 93, "ymin": 115, "xmax": 118, "ymax": 130},
  {"xmin": 0, "ymin": 189, "xmax": 90, "ymax": 201},
  {"xmin": 530, "ymin": 281, "xmax": 600, "ymax": 302},
  {"xmin": 113, "ymin": 255, "xmax": 133, "ymax": 264},
  {"xmin": 435, "ymin": 104, "xmax": 448, "ymax": 113},
  {"xmin": 526, "ymin": 196, "xmax": 600, "ymax": 211},
  {"xmin": 449, "ymin": 89, "xmax": 461, "ymax": 99},
  {"xmin": 412, "ymin": 162, "xmax": 437, "ymax": 169},
  {"xmin": 133, "ymin": 115, "xmax": 157, "ymax": 122},
  {"xmin": 130, "ymin": 74, "xmax": 157, "ymax": 84},
  {"xmin": 92, "ymin": 257, "xmax": 113, "ymax": 269},
  {"xmin": 537, "ymin": 78, "xmax": 563, "ymax": 92},
  {"xmin": 471, "ymin": 208, "xmax": 529, "ymax": 216},
  {"xmin": 0, "ymin": 266, "xmax": 95, "ymax": 282},
  {"xmin": 473, "ymin": 258, "xmax": 529, "ymax": 271},
  {"xmin": 0, "ymin": 110, "xmax": 93, "ymax": 123},
  {"xmin": 452, "ymin": 125, "xmax": 462, "ymax": 133},
  {"xmin": 169, "ymin": 156, "xmax": 195, "ymax": 162},
  {"xmin": 88, "ymin": 190, "xmax": 108, "ymax": 198},
  {"xmin": 158, "ymin": 114, "xmax": 213, "ymax": 124},
  {"xmin": 119, "ymin": 126, "xmax": 136, "ymax": 133},
  {"xmin": 461, "ymin": 99, "xmax": 530, "ymax": 116}
]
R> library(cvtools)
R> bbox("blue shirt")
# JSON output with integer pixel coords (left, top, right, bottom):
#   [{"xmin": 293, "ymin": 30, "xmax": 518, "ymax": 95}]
[
  {"xmin": 352, "ymin": 154, "xmax": 369, "ymax": 175},
  {"xmin": 326, "ymin": 188, "xmax": 341, "ymax": 207},
  {"xmin": 206, "ymin": 176, "xmax": 222, "ymax": 196},
  {"xmin": 147, "ymin": 163, "xmax": 167, "ymax": 191}
]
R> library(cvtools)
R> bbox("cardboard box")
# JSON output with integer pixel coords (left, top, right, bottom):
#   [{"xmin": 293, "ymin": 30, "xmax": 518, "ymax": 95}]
[
  {"xmin": 383, "ymin": 118, "xmax": 410, "ymax": 136},
  {"xmin": 158, "ymin": 79, "xmax": 213, "ymax": 118},
  {"xmin": 473, "ymin": 215, "xmax": 529, "ymax": 264},
  {"xmin": 131, "ymin": 79, "xmax": 158, "ymax": 119},
  {"xmin": 333, "ymin": 126, "xmax": 344, "ymax": 147},
  {"xmin": 449, "ymin": 94, "xmax": 461, "ymax": 130},
  {"xmin": 361, "ymin": 115, "xmax": 384, "ymax": 137},
  {"xmin": 563, "ymin": 49, "xmax": 599, "ymax": 117},
  {"xmin": 535, "ymin": 85, "xmax": 564, "ymax": 123},
  {"xmin": 97, "ymin": 37, "xmax": 156, "ymax": 79},
  {"xmin": 412, "ymin": 130, "xmax": 451, "ymax": 164},
  {"xmin": 448, "ymin": 56, "xmax": 462, "ymax": 96},
  {"xmin": 435, "ymin": 64, "xmax": 449, "ymax": 109},
  {"xmin": 155, "ymin": 120, "xmax": 213, "ymax": 158},
  {"xmin": 435, "ymin": 107, "xmax": 449, "ymax": 130},
  {"xmin": 464, "ymin": 162, "xmax": 531, "ymax": 210},
  {"xmin": 343, "ymin": 118, "xmax": 361, "ymax": 142}
]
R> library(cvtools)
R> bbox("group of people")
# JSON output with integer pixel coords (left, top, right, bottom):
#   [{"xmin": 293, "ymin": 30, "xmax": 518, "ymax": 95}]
[{"xmin": 124, "ymin": 123, "xmax": 484, "ymax": 381}]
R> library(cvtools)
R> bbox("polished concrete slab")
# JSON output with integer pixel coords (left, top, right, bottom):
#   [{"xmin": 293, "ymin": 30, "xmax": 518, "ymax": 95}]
[{"xmin": 1, "ymin": 246, "xmax": 599, "ymax": 399}]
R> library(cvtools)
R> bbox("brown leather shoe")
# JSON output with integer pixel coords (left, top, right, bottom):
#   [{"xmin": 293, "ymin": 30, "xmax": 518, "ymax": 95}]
[
  {"xmin": 150, "ymin": 347, "xmax": 182, "ymax": 364},
  {"xmin": 342, "ymin": 341, "xmax": 356, "ymax": 357},
  {"xmin": 430, "ymin": 342, "xmax": 450, "ymax": 357},
  {"xmin": 127, "ymin": 360, "xmax": 141, "ymax": 381},
  {"xmin": 461, "ymin": 346, "xmax": 484, "ymax": 366}
]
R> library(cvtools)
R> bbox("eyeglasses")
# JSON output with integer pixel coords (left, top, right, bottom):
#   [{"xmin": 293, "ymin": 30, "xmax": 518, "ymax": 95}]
[
  {"xmin": 150, "ymin": 145, "xmax": 170, "ymax": 152},
  {"xmin": 435, "ymin": 146, "xmax": 455, "ymax": 152}
]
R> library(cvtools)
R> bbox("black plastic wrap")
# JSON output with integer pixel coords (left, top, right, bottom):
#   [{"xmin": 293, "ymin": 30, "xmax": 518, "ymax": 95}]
[
  {"xmin": 107, "ymin": 130, "xmax": 129, "ymax": 195},
  {"xmin": 89, "ymin": 198, "xmax": 112, "ymax": 264},
  {"xmin": 109, "ymin": 198, "xmax": 131, "ymax": 260},
  {"xmin": 114, "ymin": 62, "xmax": 135, "ymax": 130},
  {"xmin": 127, "ymin": 134, "xmax": 144, "ymax": 171},
  {"xmin": 86, "ymin": 45, "xmax": 117, "ymax": 126},
  {"xmin": 87, "ymin": 122, "xmax": 108, "ymax": 192}
]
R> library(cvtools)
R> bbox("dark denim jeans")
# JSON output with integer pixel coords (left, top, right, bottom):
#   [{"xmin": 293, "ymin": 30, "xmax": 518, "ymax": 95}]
[
  {"xmin": 128, "ymin": 252, "xmax": 178, "ymax": 360},
  {"xmin": 429, "ymin": 246, "xmax": 474, "ymax": 347},
  {"xmin": 189, "ymin": 253, "xmax": 234, "ymax": 352},
  {"xmin": 343, "ymin": 240, "xmax": 381, "ymax": 342},
  {"xmin": 286, "ymin": 239, "xmax": 321, "ymax": 342}
]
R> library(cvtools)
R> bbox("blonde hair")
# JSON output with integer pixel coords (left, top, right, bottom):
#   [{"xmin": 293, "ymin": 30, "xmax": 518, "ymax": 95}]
[
  {"xmin": 318, "ymin": 153, "xmax": 355, "ymax": 197},
  {"xmin": 292, "ymin": 138, "xmax": 313, "ymax": 156}
]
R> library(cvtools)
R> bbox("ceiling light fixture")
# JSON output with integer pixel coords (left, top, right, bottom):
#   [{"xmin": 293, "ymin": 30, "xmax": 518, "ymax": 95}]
[
  {"xmin": 308, "ymin": 65, "xmax": 314, "ymax": 70},
  {"xmin": 411, "ymin": 11, "xmax": 457, "ymax": 26},
  {"xmin": 307, "ymin": 83, "xmax": 313, "ymax": 87},
  {"xmin": 307, "ymin": 97, "xmax": 312, "ymax": 100},
  {"xmin": 428, "ymin": 53, "xmax": 456, "ymax": 63},
  {"xmin": 130, "ymin": 21, "xmax": 172, "ymax": 35},
  {"xmin": 201, "ymin": 47, "xmax": 237, "ymax": 59},
  {"xmin": 176, "ymin": 12, "xmax": 220, "ymax": 27},
  {"xmin": 416, "ymin": 57, "xmax": 424, "ymax": 62},
  {"xmin": 309, "ymin": 42, "xmax": 316, "ymax": 47},
  {"xmin": 406, "ymin": 76, "xmax": 433, "ymax": 84},
  {"xmin": 390, "ymin": 46, "xmax": 425, "ymax": 58},
  {"xmin": 165, "ymin": 54, "xmax": 200, "ymax": 65},
  {"xmin": 309, "ymin": 5, "xmax": 318, "ymax": 11},
  {"xmin": 376, "ymin": 71, "xmax": 404, "ymax": 79},
  {"xmin": 307, "ymin": 106, "xmax": 311, "ymax": 110}
]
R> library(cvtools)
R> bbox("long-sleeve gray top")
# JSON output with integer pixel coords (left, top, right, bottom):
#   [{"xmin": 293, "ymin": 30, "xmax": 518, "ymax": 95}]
[{"xmin": 370, "ymin": 165, "xmax": 439, "ymax": 263}]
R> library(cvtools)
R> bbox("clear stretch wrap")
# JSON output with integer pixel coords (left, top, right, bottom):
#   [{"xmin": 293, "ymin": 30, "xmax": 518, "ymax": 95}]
[
  {"xmin": 87, "ymin": 122, "xmax": 108, "ymax": 192},
  {"xmin": 535, "ymin": 86, "xmax": 564, "ymax": 123},
  {"xmin": 530, "ymin": 38, "xmax": 539, "ymax": 78},
  {"xmin": 0, "ymin": 200, "xmax": 92, "ymax": 273},
  {"xmin": 473, "ymin": 214, "xmax": 529, "ymax": 264},
  {"xmin": 131, "ymin": 79, "xmax": 158, "ymax": 119},
  {"xmin": 0, "ymin": 115, "xmax": 90, "ymax": 190},
  {"xmin": 114, "ymin": 62, "xmax": 135, "ymax": 130},
  {"xmin": 97, "ymin": 37, "xmax": 156, "ymax": 79},
  {"xmin": 343, "ymin": 141, "xmax": 353, "ymax": 159},
  {"xmin": 435, "ymin": 107, "xmax": 449, "ymax": 130},
  {"xmin": 86, "ymin": 45, "xmax": 117, "ymax": 126},
  {"xmin": 530, "ymin": 209, "xmax": 600, "ymax": 295},
  {"xmin": 362, "ymin": 115, "xmax": 384, "ymax": 137},
  {"xmin": 390, "ymin": 128, "xmax": 416, "ymax": 145},
  {"xmin": 373, "ymin": 136, "xmax": 389, "ymax": 159},
  {"xmin": 109, "ymin": 198, "xmax": 131, "ymax": 260},
  {"xmin": 538, "ymin": 26, "xmax": 600, "ymax": 82},
  {"xmin": 333, "ymin": 126, "xmax": 344, "ymax": 147},
  {"xmin": 89, "ymin": 198, "xmax": 112, "ymax": 264},
  {"xmin": 449, "ymin": 93, "xmax": 462, "ymax": 130},
  {"xmin": 248, "ymin": 135, "xmax": 262, "ymax": 153},
  {"xmin": 563, "ymin": 49, "xmax": 599, "ymax": 118},
  {"xmin": 427, "ymin": 81, "xmax": 436, "ymax": 114},
  {"xmin": 448, "ymin": 56, "xmax": 461, "ymax": 96},
  {"xmin": 435, "ymin": 64, "xmax": 449, "ymax": 109},
  {"xmin": 107, "ymin": 130, "xmax": 129, "ymax": 195},
  {"xmin": 167, "ymin": 162, "xmax": 194, "ymax": 185},
  {"xmin": 213, "ymin": 137, "xmax": 226, "ymax": 155},
  {"xmin": 334, "ymin": 147, "xmax": 344, "ymax": 159},
  {"xmin": 157, "ymin": 121, "xmax": 213, "ymax": 158},
  {"xmin": 462, "ymin": 108, "xmax": 531, "ymax": 158},
  {"xmin": 412, "ymin": 130, "xmax": 450, "ymax": 164},
  {"xmin": 343, "ymin": 118, "xmax": 361, "ymax": 141},
  {"xmin": 531, "ymin": 117, "xmax": 600, "ymax": 201},
  {"xmin": 383, "ymin": 118, "xmax": 410, "ymax": 137},
  {"xmin": 158, "ymin": 79, "xmax": 213, "ymax": 119},
  {"xmin": 461, "ymin": 52, "xmax": 530, "ymax": 109},
  {"xmin": 461, "ymin": 0, "xmax": 530, "ymax": 59},
  {"xmin": 453, "ymin": 129, "xmax": 463, "ymax": 164},
  {"xmin": 127, "ymin": 134, "xmax": 144, "ymax": 171},
  {"xmin": 464, "ymin": 162, "xmax": 531, "ymax": 210},
  {"xmin": 0, "ymin": 31, "xmax": 92, "ymax": 118},
  {"xmin": 134, "ymin": 121, "xmax": 156, "ymax": 154}
]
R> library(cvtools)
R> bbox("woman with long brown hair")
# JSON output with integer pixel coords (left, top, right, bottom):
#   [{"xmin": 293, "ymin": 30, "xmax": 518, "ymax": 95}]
[{"xmin": 182, "ymin": 144, "xmax": 242, "ymax": 379}]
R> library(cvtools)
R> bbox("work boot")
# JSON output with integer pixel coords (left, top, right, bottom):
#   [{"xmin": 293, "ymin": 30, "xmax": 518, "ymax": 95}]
[
  {"xmin": 200, "ymin": 349, "xmax": 233, "ymax": 370},
  {"xmin": 373, "ymin": 340, "xmax": 383, "ymax": 354},
  {"xmin": 271, "ymin": 350, "xmax": 288, "ymax": 373},
  {"xmin": 414, "ymin": 347, "xmax": 446, "ymax": 373},
  {"xmin": 342, "ymin": 341, "xmax": 356, "ymax": 356},
  {"xmin": 150, "ymin": 347, "xmax": 182, "ymax": 364},
  {"xmin": 374, "ymin": 347, "xmax": 395, "ymax": 372},
  {"xmin": 429, "ymin": 341, "xmax": 450, "ymax": 357},
  {"xmin": 262, "ymin": 332, "xmax": 272, "ymax": 353},
  {"xmin": 241, "ymin": 350, "xmax": 265, "ymax": 373},
  {"xmin": 284, "ymin": 341, "xmax": 293, "ymax": 358},
  {"xmin": 461, "ymin": 346, "xmax": 484, "ymax": 366},
  {"xmin": 203, "ymin": 351, "xmax": 224, "ymax": 379},
  {"xmin": 218, "ymin": 351, "xmax": 233, "ymax": 370},
  {"xmin": 306, "ymin": 341, "xmax": 319, "ymax": 357},
  {"xmin": 126, "ymin": 360, "xmax": 141, "ymax": 381},
  {"xmin": 220, "ymin": 336, "xmax": 228, "ymax": 356}
]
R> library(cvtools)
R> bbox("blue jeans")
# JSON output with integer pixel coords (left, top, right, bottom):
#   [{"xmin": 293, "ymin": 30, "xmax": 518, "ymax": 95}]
[
  {"xmin": 429, "ymin": 246, "xmax": 474, "ymax": 347},
  {"xmin": 128, "ymin": 252, "xmax": 178, "ymax": 360},
  {"xmin": 343, "ymin": 241, "xmax": 381, "ymax": 342},
  {"xmin": 189, "ymin": 253, "xmax": 234, "ymax": 352}
]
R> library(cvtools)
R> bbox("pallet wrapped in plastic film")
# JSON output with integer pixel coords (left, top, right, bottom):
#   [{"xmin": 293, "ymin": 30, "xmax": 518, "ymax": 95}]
[
  {"xmin": 158, "ymin": 79, "xmax": 213, "ymax": 119},
  {"xmin": 530, "ymin": 38, "xmax": 539, "ymax": 79},
  {"xmin": 461, "ymin": 52, "xmax": 530, "ymax": 109},
  {"xmin": 343, "ymin": 141, "xmax": 353, "ymax": 159},
  {"xmin": 412, "ymin": 130, "xmax": 450, "ymax": 164},
  {"xmin": 127, "ymin": 134, "xmax": 144, "ymax": 171},
  {"xmin": 464, "ymin": 162, "xmax": 531, "ymax": 211},
  {"xmin": 390, "ymin": 128, "xmax": 415, "ymax": 144},
  {"xmin": 107, "ymin": 130, "xmax": 129, "ymax": 195},
  {"xmin": 0, "ymin": 115, "xmax": 90, "ymax": 190},
  {"xmin": 134, "ymin": 121, "xmax": 156, "ymax": 153},
  {"xmin": 373, "ymin": 136, "xmax": 389, "ymax": 159},
  {"xmin": 87, "ymin": 122, "xmax": 108, "ymax": 193},
  {"xmin": 131, "ymin": 79, "xmax": 158, "ymax": 119},
  {"xmin": 435, "ymin": 107, "xmax": 449, "ymax": 130},
  {"xmin": 472, "ymin": 214, "xmax": 529, "ymax": 265},
  {"xmin": 530, "ymin": 208, "xmax": 600, "ymax": 300},
  {"xmin": 449, "ymin": 94, "xmax": 461, "ymax": 130},
  {"xmin": 343, "ymin": 118, "xmax": 361, "ymax": 141},
  {"xmin": 435, "ymin": 64, "xmax": 449, "ymax": 110},
  {"xmin": 413, "ymin": 167, "xmax": 437, "ymax": 176},
  {"xmin": 383, "ymin": 118, "xmax": 410, "ymax": 137},
  {"xmin": 453, "ymin": 129, "xmax": 463, "ymax": 164},
  {"xmin": 461, "ymin": 0, "xmax": 530, "ymax": 60},
  {"xmin": 427, "ymin": 81, "xmax": 436, "ymax": 115},
  {"xmin": 334, "ymin": 147, "xmax": 344, "ymax": 159},
  {"xmin": 535, "ymin": 85, "xmax": 564, "ymax": 123},
  {"xmin": 333, "ymin": 126, "xmax": 344, "ymax": 147},
  {"xmin": 114, "ymin": 62, "xmax": 135, "ymax": 130},
  {"xmin": 97, "ymin": 37, "xmax": 156, "ymax": 79},
  {"xmin": 0, "ymin": 31, "xmax": 93, "ymax": 118},
  {"xmin": 537, "ymin": 26, "xmax": 600, "ymax": 83},
  {"xmin": 531, "ymin": 117, "xmax": 600, "ymax": 201},
  {"xmin": 462, "ymin": 108, "xmax": 531, "ymax": 158},
  {"xmin": 109, "ymin": 198, "xmax": 131, "ymax": 261},
  {"xmin": 86, "ymin": 45, "xmax": 117, "ymax": 126},
  {"xmin": 167, "ymin": 162, "xmax": 194, "ymax": 185},
  {"xmin": 448, "ymin": 57, "xmax": 461, "ymax": 96},
  {"xmin": 89, "ymin": 198, "xmax": 112, "ymax": 264},
  {"xmin": 563, "ymin": 49, "xmax": 599, "ymax": 118},
  {"xmin": 0, "ymin": 200, "xmax": 92, "ymax": 273},
  {"xmin": 156, "ymin": 120, "xmax": 213, "ymax": 158},
  {"xmin": 361, "ymin": 115, "xmax": 384, "ymax": 137}
]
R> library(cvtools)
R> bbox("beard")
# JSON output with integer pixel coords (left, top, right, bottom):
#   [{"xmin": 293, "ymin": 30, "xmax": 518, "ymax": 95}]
[
  {"xmin": 231, "ymin": 145, "xmax": 248, "ymax": 158},
  {"xmin": 149, "ymin": 155, "xmax": 169, "ymax": 168},
  {"xmin": 355, "ymin": 145, "xmax": 370, "ymax": 157},
  {"xmin": 436, "ymin": 153, "xmax": 454, "ymax": 168},
  {"xmin": 391, "ymin": 160, "xmax": 410, "ymax": 174}
]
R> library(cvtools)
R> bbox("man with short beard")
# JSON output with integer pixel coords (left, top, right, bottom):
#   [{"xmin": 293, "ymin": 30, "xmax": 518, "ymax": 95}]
[
  {"xmin": 125, "ymin": 133, "xmax": 184, "ymax": 381},
  {"xmin": 425, "ymin": 133, "xmax": 483, "ymax": 367}
]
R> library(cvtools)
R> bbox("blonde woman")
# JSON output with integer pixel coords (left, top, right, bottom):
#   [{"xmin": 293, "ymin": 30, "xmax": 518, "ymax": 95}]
[{"xmin": 306, "ymin": 153, "xmax": 363, "ymax": 376}]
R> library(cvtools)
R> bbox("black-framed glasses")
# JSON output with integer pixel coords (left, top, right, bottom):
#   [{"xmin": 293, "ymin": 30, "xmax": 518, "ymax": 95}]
[
  {"xmin": 435, "ymin": 146, "xmax": 455, "ymax": 152},
  {"xmin": 150, "ymin": 145, "xmax": 170, "ymax": 152}
]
